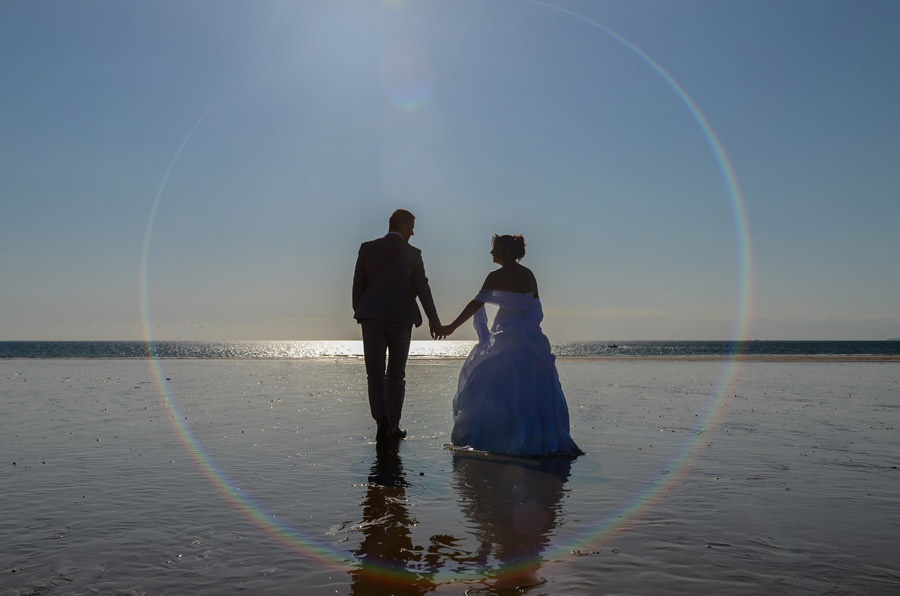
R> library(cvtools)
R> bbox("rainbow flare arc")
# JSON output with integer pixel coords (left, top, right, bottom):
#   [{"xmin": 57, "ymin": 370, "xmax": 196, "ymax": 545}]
[
  {"xmin": 140, "ymin": 0, "xmax": 754, "ymax": 585},
  {"xmin": 519, "ymin": 0, "xmax": 755, "ymax": 557}
]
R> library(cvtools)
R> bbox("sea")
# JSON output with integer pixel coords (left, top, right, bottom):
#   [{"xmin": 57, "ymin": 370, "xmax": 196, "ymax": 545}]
[
  {"xmin": 3, "ymin": 342, "xmax": 899, "ymax": 594},
  {"xmin": 1, "ymin": 339, "xmax": 898, "ymax": 359}
]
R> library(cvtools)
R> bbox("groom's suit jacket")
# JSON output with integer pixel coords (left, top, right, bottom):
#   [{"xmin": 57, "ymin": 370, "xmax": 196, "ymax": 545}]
[{"xmin": 352, "ymin": 233, "xmax": 439, "ymax": 328}]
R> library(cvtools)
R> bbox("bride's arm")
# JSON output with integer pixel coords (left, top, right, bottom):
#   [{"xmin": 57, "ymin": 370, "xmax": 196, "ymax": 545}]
[
  {"xmin": 440, "ymin": 299, "xmax": 485, "ymax": 337},
  {"xmin": 439, "ymin": 274, "xmax": 493, "ymax": 337}
]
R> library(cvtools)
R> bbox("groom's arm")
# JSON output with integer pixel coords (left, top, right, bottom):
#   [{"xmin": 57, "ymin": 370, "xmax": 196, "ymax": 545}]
[
  {"xmin": 352, "ymin": 251, "xmax": 367, "ymax": 312},
  {"xmin": 412, "ymin": 252, "xmax": 441, "ymax": 330}
]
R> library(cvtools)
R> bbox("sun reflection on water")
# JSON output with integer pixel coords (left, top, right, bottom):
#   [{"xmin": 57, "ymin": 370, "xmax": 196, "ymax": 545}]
[{"xmin": 200, "ymin": 340, "xmax": 477, "ymax": 359}]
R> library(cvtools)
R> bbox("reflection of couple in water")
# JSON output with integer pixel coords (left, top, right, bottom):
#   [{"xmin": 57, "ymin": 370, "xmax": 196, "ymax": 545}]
[
  {"xmin": 350, "ymin": 444, "xmax": 573, "ymax": 595},
  {"xmin": 352, "ymin": 209, "xmax": 582, "ymax": 457},
  {"xmin": 350, "ymin": 209, "xmax": 581, "ymax": 591}
]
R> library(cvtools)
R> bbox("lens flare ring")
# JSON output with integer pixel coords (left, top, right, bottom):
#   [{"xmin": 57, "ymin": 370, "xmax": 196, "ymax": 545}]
[{"xmin": 140, "ymin": 0, "xmax": 753, "ymax": 585}]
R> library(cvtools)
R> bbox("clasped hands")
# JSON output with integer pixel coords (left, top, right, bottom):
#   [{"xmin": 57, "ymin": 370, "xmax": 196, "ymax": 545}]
[{"xmin": 430, "ymin": 324, "xmax": 454, "ymax": 340}]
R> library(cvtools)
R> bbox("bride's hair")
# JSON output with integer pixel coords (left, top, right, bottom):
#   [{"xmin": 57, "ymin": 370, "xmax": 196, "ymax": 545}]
[{"xmin": 492, "ymin": 234, "xmax": 526, "ymax": 261}]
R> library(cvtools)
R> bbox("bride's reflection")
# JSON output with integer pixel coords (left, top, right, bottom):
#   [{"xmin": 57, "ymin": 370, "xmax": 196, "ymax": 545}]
[
  {"xmin": 350, "ymin": 443, "xmax": 435, "ymax": 596},
  {"xmin": 451, "ymin": 453, "xmax": 573, "ymax": 593},
  {"xmin": 349, "ymin": 446, "xmax": 573, "ymax": 594}
]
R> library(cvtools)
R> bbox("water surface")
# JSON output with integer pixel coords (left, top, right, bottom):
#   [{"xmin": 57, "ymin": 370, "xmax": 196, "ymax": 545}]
[{"xmin": 2, "ymin": 359, "xmax": 898, "ymax": 594}]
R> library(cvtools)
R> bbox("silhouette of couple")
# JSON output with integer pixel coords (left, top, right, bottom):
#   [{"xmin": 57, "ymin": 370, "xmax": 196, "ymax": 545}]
[{"xmin": 352, "ymin": 209, "xmax": 581, "ymax": 456}]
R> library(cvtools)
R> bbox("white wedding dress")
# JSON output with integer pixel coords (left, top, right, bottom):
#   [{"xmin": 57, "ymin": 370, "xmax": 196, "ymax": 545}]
[{"xmin": 450, "ymin": 290, "xmax": 582, "ymax": 457}]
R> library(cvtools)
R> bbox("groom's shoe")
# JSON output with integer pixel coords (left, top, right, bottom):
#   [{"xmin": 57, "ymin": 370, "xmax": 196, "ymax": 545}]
[
  {"xmin": 376, "ymin": 417, "xmax": 390, "ymax": 443},
  {"xmin": 389, "ymin": 427, "xmax": 407, "ymax": 440}
]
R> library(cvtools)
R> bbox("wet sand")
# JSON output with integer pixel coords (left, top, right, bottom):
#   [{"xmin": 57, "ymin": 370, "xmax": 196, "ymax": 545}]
[{"xmin": 2, "ymin": 358, "xmax": 899, "ymax": 595}]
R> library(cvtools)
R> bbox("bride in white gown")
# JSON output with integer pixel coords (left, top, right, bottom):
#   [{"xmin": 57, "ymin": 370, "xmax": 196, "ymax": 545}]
[{"xmin": 437, "ymin": 235, "xmax": 582, "ymax": 457}]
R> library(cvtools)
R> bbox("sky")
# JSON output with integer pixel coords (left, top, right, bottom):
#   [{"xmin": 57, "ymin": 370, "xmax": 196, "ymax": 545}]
[{"xmin": 1, "ymin": 0, "xmax": 898, "ymax": 342}]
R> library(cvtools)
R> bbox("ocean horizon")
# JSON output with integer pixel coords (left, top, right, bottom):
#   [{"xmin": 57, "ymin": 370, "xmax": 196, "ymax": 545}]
[{"xmin": 1, "ymin": 339, "xmax": 899, "ymax": 360}]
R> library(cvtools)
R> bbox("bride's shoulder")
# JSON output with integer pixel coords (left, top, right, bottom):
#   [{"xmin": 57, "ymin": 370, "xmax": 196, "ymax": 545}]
[
  {"xmin": 481, "ymin": 265, "xmax": 537, "ymax": 295},
  {"xmin": 481, "ymin": 268, "xmax": 513, "ymax": 291}
]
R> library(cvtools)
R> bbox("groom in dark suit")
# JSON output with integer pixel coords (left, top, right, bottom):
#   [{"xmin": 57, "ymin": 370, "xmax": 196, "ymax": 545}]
[{"xmin": 353, "ymin": 209, "xmax": 441, "ymax": 443}]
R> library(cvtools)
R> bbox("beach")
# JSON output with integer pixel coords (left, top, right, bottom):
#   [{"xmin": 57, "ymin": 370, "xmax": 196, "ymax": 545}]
[{"xmin": 2, "ymin": 357, "xmax": 898, "ymax": 595}]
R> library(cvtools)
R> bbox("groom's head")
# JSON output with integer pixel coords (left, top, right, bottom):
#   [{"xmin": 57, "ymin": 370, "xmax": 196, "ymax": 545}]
[{"xmin": 389, "ymin": 209, "xmax": 415, "ymax": 241}]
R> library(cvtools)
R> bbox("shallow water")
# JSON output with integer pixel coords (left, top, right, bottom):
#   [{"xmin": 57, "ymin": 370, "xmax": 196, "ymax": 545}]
[{"xmin": 1, "ymin": 359, "xmax": 898, "ymax": 595}]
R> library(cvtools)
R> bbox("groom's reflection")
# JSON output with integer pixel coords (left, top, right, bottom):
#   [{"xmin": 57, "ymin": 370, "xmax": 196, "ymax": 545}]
[
  {"xmin": 451, "ymin": 453, "xmax": 573, "ymax": 591},
  {"xmin": 350, "ymin": 443, "xmax": 435, "ymax": 596}
]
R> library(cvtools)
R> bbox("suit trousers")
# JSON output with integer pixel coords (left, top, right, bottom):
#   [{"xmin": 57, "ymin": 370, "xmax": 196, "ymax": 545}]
[{"xmin": 360, "ymin": 319, "xmax": 413, "ymax": 426}]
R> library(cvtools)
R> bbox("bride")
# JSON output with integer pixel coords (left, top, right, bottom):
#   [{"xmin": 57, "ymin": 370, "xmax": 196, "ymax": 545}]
[{"xmin": 437, "ymin": 235, "xmax": 582, "ymax": 457}]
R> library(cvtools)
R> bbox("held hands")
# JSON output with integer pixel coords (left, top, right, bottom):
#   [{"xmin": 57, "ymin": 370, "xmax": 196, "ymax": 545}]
[
  {"xmin": 431, "ymin": 299, "xmax": 481, "ymax": 340},
  {"xmin": 430, "ymin": 324, "xmax": 453, "ymax": 340}
]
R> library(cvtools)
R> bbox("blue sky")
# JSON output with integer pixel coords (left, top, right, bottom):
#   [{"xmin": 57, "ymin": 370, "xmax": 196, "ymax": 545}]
[{"xmin": 2, "ymin": 0, "xmax": 898, "ymax": 341}]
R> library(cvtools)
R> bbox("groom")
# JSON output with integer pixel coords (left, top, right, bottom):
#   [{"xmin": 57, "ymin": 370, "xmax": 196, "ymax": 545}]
[{"xmin": 352, "ymin": 209, "xmax": 442, "ymax": 443}]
